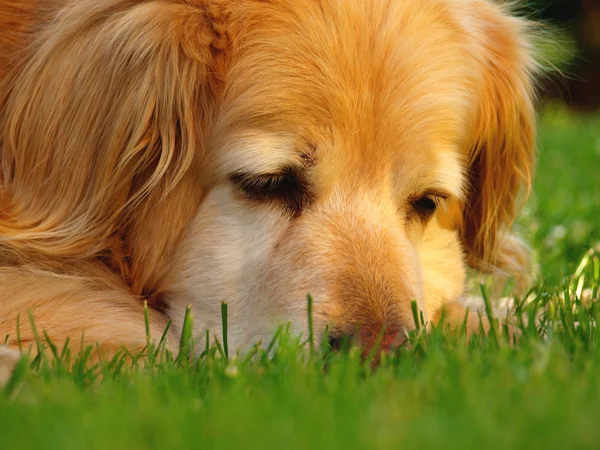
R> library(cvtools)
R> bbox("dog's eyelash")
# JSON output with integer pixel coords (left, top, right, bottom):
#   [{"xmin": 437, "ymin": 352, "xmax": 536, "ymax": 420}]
[
  {"xmin": 229, "ymin": 168, "xmax": 313, "ymax": 216},
  {"xmin": 233, "ymin": 173, "xmax": 288, "ymax": 196},
  {"xmin": 230, "ymin": 169, "xmax": 298, "ymax": 198}
]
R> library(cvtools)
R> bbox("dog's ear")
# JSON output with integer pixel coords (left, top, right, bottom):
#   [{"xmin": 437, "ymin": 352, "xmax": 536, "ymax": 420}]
[
  {"xmin": 459, "ymin": 3, "xmax": 540, "ymax": 278},
  {"xmin": 1, "ymin": 2, "xmax": 231, "ymax": 286}
]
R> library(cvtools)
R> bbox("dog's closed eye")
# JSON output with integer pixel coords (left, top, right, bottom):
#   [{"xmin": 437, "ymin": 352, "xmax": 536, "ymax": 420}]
[{"xmin": 229, "ymin": 167, "xmax": 314, "ymax": 216}]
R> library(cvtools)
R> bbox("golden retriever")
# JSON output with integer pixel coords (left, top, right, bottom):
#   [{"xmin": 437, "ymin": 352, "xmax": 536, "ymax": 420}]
[{"xmin": 0, "ymin": 0, "xmax": 539, "ymax": 359}]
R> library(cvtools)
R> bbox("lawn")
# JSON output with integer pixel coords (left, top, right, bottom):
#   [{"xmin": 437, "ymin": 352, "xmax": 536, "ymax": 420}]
[{"xmin": 1, "ymin": 104, "xmax": 600, "ymax": 450}]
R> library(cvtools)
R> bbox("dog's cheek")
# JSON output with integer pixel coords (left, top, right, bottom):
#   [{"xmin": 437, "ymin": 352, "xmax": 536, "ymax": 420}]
[
  {"xmin": 417, "ymin": 218, "xmax": 466, "ymax": 319},
  {"xmin": 164, "ymin": 186, "xmax": 294, "ymax": 352}
]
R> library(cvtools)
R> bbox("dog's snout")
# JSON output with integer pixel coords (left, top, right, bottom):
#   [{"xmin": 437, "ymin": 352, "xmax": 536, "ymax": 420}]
[{"xmin": 328, "ymin": 333, "xmax": 350, "ymax": 352}]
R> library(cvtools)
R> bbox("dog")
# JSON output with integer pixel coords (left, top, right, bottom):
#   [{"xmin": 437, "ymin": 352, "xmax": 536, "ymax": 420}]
[{"xmin": 0, "ymin": 0, "xmax": 540, "ymax": 360}]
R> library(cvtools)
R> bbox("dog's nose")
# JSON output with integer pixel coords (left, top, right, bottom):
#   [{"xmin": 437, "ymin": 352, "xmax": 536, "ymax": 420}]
[
  {"xmin": 328, "ymin": 334, "xmax": 350, "ymax": 352},
  {"xmin": 328, "ymin": 328, "xmax": 407, "ymax": 357}
]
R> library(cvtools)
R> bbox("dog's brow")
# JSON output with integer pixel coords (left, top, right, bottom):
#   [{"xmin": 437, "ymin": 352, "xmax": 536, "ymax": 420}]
[
  {"xmin": 426, "ymin": 152, "xmax": 466, "ymax": 200},
  {"xmin": 220, "ymin": 133, "xmax": 307, "ymax": 176}
]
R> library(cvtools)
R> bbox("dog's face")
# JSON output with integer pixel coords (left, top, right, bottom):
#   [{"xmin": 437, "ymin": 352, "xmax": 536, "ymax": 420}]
[
  {"xmin": 164, "ymin": 0, "xmax": 537, "ymax": 351},
  {"xmin": 0, "ymin": 0, "xmax": 538, "ymax": 355},
  {"xmin": 167, "ymin": 134, "xmax": 466, "ymax": 351}
]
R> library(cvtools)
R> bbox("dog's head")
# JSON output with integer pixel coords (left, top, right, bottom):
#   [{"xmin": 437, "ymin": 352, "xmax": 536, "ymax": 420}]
[{"xmin": 1, "ymin": 0, "xmax": 539, "ymax": 352}]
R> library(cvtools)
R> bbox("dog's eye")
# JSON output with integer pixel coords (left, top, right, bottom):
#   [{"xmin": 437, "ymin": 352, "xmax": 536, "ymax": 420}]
[
  {"xmin": 411, "ymin": 194, "xmax": 444, "ymax": 220},
  {"xmin": 229, "ymin": 167, "xmax": 312, "ymax": 216},
  {"xmin": 231, "ymin": 172, "xmax": 292, "ymax": 198}
]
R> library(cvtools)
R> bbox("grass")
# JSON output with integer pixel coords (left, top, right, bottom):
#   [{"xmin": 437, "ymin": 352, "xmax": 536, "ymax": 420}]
[{"xmin": 2, "ymin": 104, "xmax": 600, "ymax": 450}]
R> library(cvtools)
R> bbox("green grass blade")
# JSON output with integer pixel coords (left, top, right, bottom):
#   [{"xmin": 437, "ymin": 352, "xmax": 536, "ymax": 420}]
[{"xmin": 221, "ymin": 301, "xmax": 229, "ymax": 360}]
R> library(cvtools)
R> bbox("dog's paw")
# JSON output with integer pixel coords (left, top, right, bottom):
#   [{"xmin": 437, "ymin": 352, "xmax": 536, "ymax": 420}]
[{"xmin": 0, "ymin": 346, "xmax": 22, "ymax": 389}]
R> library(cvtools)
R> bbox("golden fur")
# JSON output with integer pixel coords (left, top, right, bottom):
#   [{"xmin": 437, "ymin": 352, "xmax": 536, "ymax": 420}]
[{"xmin": 0, "ymin": 0, "xmax": 539, "ymax": 357}]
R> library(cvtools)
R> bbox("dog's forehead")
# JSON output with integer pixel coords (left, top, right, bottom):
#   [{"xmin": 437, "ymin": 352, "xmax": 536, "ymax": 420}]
[
  {"xmin": 221, "ymin": 0, "xmax": 474, "ymax": 160},
  {"xmin": 215, "ymin": 0, "xmax": 472, "ymax": 195}
]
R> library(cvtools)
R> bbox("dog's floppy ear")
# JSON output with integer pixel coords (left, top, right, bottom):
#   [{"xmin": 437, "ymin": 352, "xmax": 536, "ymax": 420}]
[
  {"xmin": 460, "ymin": 3, "xmax": 539, "ymax": 278},
  {"xmin": 1, "ymin": 2, "xmax": 231, "ymax": 287}
]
